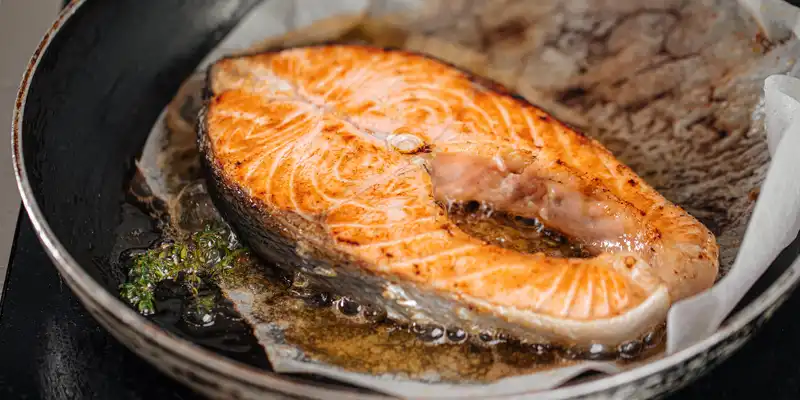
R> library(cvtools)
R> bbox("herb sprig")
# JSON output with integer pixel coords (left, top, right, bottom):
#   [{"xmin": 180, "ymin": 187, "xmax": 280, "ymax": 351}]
[{"xmin": 120, "ymin": 225, "xmax": 249, "ymax": 314}]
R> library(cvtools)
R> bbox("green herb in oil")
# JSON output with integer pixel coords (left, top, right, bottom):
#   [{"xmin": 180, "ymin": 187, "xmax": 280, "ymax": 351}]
[{"xmin": 120, "ymin": 225, "xmax": 249, "ymax": 315}]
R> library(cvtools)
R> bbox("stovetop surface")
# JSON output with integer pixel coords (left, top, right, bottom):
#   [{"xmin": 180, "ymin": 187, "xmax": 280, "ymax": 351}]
[{"xmin": 1, "ymin": 212, "xmax": 800, "ymax": 399}]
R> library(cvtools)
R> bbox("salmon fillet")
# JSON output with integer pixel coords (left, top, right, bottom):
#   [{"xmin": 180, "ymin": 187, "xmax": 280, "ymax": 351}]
[{"xmin": 199, "ymin": 45, "xmax": 719, "ymax": 346}]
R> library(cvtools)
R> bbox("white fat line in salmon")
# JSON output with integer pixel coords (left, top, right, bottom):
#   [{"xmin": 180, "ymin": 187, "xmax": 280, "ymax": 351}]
[
  {"xmin": 387, "ymin": 245, "xmax": 480, "ymax": 269},
  {"xmin": 327, "ymin": 216, "xmax": 438, "ymax": 229}
]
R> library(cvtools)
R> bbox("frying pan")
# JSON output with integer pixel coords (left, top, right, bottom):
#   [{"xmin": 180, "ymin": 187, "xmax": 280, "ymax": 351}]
[{"xmin": 11, "ymin": 0, "xmax": 800, "ymax": 399}]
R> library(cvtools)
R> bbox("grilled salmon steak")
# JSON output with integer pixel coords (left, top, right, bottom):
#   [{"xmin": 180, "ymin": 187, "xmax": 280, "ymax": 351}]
[{"xmin": 199, "ymin": 45, "xmax": 719, "ymax": 346}]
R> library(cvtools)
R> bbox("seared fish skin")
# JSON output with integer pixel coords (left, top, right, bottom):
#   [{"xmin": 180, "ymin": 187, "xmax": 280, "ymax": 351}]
[{"xmin": 199, "ymin": 45, "xmax": 718, "ymax": 346}]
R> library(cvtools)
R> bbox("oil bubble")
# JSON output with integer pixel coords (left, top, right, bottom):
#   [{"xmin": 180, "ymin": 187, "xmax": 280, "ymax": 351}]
[
  {"xmin": 618, "ymin": 340, "xmax": 643, "ymax": 360},
  {"xmin": 446, "ymin": 327, "xmax": 468, "ymax": 343},
  {"xmin": 585, "ymin": 343, "xmax": 616, "ymax": 360},
  {"xmin": 338, "ymin": 297, "xmax": 362, "ymax": 316},
  {"xmin": 362, "ymin": 304, "xmax": 387, "ymax": 323},
  {"xmin": 464, "ymin": 201, "xmax": 480, "ymax": 213},
  {"xmin": 412, "ymin": 324, "xmax": 445, "ymax": 343},
  {"xmin": 479, "ymin": 331, "xmax": 495, "ymax": 343},
  {"xmin": 183, "ymin": 296, "xmax": 216, "ymax": 327},
  {"xmin": 643, "ymin": 326, "xmax": 665, "ymax": 349}
]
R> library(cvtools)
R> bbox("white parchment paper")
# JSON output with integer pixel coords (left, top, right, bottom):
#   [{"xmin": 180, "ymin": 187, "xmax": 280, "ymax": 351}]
[
  {"xmin": 137, "ymin": 0, "xmax": 800, "ymax": 397},
  {"xmin": 666, "ymin": 0, "xmax": 800, "ymax": 353}
]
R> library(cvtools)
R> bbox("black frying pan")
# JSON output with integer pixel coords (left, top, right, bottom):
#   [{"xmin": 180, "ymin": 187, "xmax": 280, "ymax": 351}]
[{"xmin": 11, "ymin": 1, "xmax": 800, "ymax": 399}]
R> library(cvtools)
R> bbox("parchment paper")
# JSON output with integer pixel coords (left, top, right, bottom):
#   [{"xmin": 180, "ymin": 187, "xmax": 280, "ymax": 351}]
[
  {"xmin": 137, "ymin": 0, "xmax": 800, "ymax": 397},
  {"xmin": 666, "ymin": 0, "xmax": 800, "ymax": 353}
]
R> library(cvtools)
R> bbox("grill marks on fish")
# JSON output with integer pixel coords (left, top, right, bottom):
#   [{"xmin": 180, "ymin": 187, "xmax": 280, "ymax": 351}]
[{"xmin": 202, "ymin": 45, "xmax": 718, "ymax": 345}]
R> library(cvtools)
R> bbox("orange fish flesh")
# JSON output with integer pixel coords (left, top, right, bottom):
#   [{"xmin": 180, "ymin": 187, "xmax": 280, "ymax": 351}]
[{"xmin": 199, "ymin": 45, "xmax": 719, "ymax": 346}]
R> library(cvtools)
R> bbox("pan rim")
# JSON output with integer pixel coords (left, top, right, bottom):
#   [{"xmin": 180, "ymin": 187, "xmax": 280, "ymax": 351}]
[{"xmin": 10, "ymin": 1, "xmax": 800, "ymax": 398}]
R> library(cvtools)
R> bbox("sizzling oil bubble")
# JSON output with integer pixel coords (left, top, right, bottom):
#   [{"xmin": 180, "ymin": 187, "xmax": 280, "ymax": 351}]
[
  {"xmin": 475, "ymin": 332, "xmax": 514, "ymax": 349},
  {"xmin": 643, "ymin": 325, "xmax": 666, "ymax": 349},
  {"xmin": 183, "ymin": 304, "xmax": 215, "ymax": 327},
  {"xmin": 585, "ymin": 343, "xmax": 616, "ymax": 361},
  {"xmin": 446, "ymin": 327, "xmax": 468, "ymax": 344},
  {"xmin": 338, "ymin": 297, "xmax": 362, "ymax": 316},
  {"xmin": 362, "ymin": 304, "xmax": 387, "ymax": 323},
  {"xmin": 515, "ymin": 216, "xmax": 543, "ymax": 229},
  {"xmin": 411, "ymin": 324, "xmax": 445, "ymax": 343},
  {"xmin": 618, "ymin": 340, "xmax": 643, "ymax": 360}
]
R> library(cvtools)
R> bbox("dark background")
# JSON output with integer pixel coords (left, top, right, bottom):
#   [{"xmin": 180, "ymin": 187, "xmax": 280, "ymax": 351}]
[{"xmin": 3, "ymin": 0, "xmax": 800, "ymax": 398}]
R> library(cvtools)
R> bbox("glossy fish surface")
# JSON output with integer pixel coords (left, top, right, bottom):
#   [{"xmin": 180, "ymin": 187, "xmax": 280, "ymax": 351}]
[{"xmin": 199, "ymin": 45, "xmax": 718, "ymax": 346}]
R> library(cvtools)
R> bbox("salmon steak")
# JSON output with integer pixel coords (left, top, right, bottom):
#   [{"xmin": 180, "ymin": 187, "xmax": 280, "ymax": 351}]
[{"xmin": 199, "ymin": 45, "xmax": 719, "ymax": 346}]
